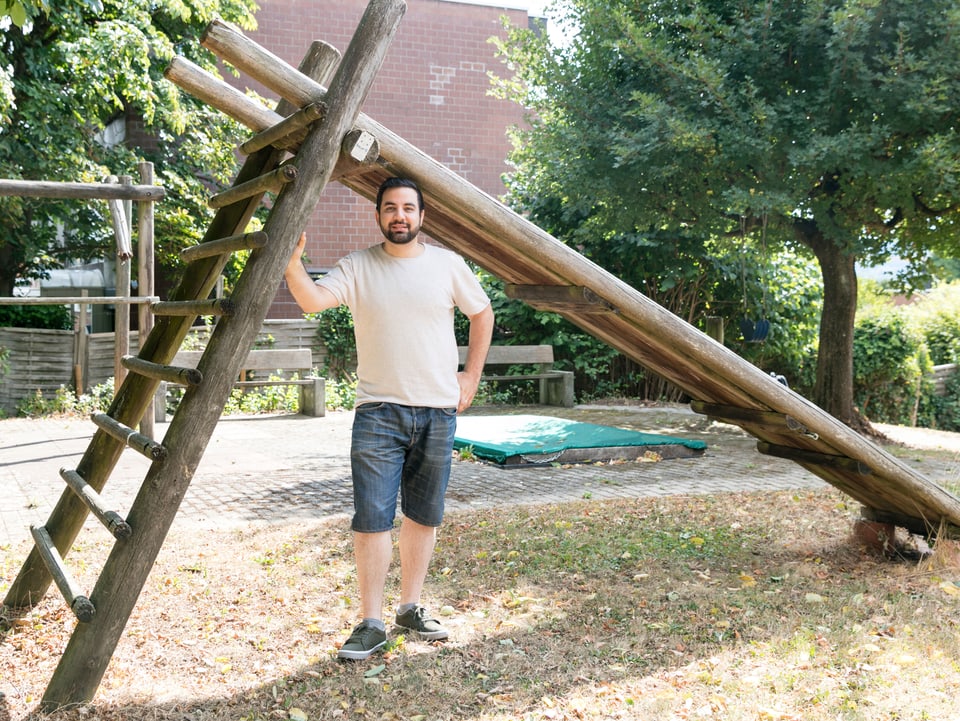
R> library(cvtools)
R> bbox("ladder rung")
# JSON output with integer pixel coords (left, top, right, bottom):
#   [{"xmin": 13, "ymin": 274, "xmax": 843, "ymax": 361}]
[
  {"xmin": 241, "ymin": 102, "xmax": 326, "ymax": 155},
  {"xmin": 91, "ymin": 413, "xmax": 168, "ymax": 461},
  {"xmin": 180, "ymin": 230, "xmax": 269, "ymax": 263},
  {"xmin": 30, "ymin": 525, "xmax": 96, "ymax": 623},
  {"xmin": 59, "ymin": 468, "xmax": 132, "ymax": 540},
  {"xmin": 208, "ymin": 164, "xmax": 298, "ymax": 209},
  {"xmin": 121, "ymin": 354, "xmax": 203, "ymax": 386},
  {"xmin": 150, "ymin": 297, "xmax": 235, "ymax": 317}
]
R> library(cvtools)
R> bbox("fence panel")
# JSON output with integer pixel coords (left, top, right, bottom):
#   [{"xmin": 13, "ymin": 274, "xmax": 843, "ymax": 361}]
[
  {"xmin": 0, "ymin": 328, "xmax": 74, "ymax": 414},
  {"xmin": 932, "ymin": 363, "xmax": 957, "ymax": 397},
  {"xmin": 0, "ymin": 320, "xmax": 328, "ymax": 415}
]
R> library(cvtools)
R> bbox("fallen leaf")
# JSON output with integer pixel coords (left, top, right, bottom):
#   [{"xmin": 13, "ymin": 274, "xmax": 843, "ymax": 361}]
[
  {"xmin": 938, "ymin": 581, "xmax": 960, "ymax": 596},
  {"xmin": 364, "ymin": 664, "xmax": 386, "ymax": 678}
]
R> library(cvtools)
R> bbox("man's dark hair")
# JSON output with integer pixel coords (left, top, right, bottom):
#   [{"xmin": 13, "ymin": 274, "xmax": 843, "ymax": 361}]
[{"xmin": 376, "ymin": 177, "xmax": 424, "ymax": 212}]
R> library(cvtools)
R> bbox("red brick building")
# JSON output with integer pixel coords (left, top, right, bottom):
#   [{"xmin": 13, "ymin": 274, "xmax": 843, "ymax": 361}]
[{"xmin": 240, "ymin": 0, "xmax": 538, "ymax": 318}]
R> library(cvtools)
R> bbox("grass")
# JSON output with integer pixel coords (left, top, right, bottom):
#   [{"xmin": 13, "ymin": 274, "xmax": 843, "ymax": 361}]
[{"xmin": 3, "ymin": 485, "xmax": 960, "ymax": 721}]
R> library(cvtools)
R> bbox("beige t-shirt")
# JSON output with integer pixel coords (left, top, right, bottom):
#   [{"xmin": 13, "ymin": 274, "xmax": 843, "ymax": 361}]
[{"xmin": 317, "ymin": 243, "xmax": 490, "ymax": 408}]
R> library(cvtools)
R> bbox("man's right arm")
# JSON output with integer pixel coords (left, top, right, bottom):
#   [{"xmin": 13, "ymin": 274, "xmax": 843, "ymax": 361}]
[{"xmin": 284, "ymin": 232, "xmax": 340, "ymax": 313}]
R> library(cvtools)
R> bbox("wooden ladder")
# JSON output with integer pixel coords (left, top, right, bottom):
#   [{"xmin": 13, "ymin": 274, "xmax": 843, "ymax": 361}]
[{"xmin": 2, "ymin": 0, "xmax": 405, "ymax": 709}]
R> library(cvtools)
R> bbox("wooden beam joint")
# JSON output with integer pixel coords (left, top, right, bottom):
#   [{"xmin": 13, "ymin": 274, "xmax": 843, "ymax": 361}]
[
  {"xmin": 504, "ymin": 284, "xmax": 617, "ymax": 314},
  {"xmin": 757, "ymin": 441, "xmax": 872, "ymax": 475}
]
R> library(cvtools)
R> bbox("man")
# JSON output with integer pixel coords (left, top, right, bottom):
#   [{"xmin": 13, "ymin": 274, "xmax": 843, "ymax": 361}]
[{"xmin": 284, "ymin": 177, "xmax": 494, "ymax": 660}]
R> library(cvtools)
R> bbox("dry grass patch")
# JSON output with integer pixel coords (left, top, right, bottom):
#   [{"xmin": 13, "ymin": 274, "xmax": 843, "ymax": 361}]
[{"xmin": 3, "ymin": 488, "xmax": 960, "ymax": 721}]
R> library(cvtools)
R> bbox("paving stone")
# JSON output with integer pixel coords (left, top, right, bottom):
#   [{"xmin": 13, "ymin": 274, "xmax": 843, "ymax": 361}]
[{"xmin": 1, "ymin": 404, "xmax": 953, "ymax": 549}]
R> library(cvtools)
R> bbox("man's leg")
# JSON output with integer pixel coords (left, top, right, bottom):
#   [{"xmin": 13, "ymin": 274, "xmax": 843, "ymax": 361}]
[
  {"xmin": 398, "ymin": 518, "xmax": 437, "ymax": 606},
  {"xmin": 355, "ymin": 530, "xmax": 393, "ymax": 621}
]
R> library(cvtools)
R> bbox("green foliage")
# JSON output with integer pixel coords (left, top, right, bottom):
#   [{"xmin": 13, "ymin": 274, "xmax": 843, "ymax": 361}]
[
  {"xmin": 853, "ymin": 312, "xmax": 930, "ymax": 426},
  {"xmin": 906, "ymin": 283, "xmax": 960, "ymax": 365},
  {"xmin": 926, "ymin": 370, "xmax": 960, "ymax": 432},
  {"xmin": 845, "ymin": 281, "xmax": 960, "ymax": 428},
  {"xmin": 16, "ymin": 378, "xmax": 114, "ymax": 417},
  {"xmin": 0, "ymin": 303, "xmax": 72, "ymax": 329},
  {"xmin": 309, "ymin": 306, "xmax": 356, "ymax": 382},
  {"xmin": 476, "ymin": 240, "xmax": 823, "ymax": 402},
  {"xmin": 491, "ymin": 0, "xmax": 960, "ymax": 418},
  {"xmin": 163, "ymin": 373, "xmax": 357, "ymax": 415},
  {"xmin": 714, "ymin": 246, "xmax": 823, "ymax": 395},
  {"xmin": 0, "ymin": 0, "xmax": 52, "ymax": 28},
  {"xmin": 323, "ymin": 375, "xmax": 357, "ymax": 411},
  {"xmin": 222, "ymin": 378, "xmax": 300, "ymax": 415},
  {"xmin": 0, "ymin": 0, "xmax": 259, "ymax": 296}
]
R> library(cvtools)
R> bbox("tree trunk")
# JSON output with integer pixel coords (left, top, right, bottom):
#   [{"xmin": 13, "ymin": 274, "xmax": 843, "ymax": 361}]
[
  {"xmin": 804, "ymin": 227, "xmax": 870, "ymax": 432},
  {"xmin": 0, "ymin": 241, "xmax": 16, "ymax": 297}
]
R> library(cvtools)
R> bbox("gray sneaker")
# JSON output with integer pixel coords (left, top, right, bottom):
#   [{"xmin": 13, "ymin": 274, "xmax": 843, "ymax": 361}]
[
  {"xmin": 394, "ymin": 606, "xmax": 449, "ymax": 641},
  {"xmin": 337, "ymin": 621, "xmax": 387, "ymax": 660}
]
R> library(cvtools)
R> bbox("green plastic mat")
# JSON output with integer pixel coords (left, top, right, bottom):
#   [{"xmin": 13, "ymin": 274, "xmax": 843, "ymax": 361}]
[{"xmin": 454, "ymin": 414, "xmax": 707, "ymax": 466}]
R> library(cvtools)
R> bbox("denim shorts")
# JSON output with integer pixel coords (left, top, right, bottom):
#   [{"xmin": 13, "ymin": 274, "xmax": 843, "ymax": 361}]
[{"xmin": 350, "ymin": 402, "xmax": 458, "ymax": 533}]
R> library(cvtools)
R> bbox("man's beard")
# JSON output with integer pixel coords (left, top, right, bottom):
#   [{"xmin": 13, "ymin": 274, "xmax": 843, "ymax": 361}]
[{"xmin": 381, "ymin": 221, "xmax": 420, "ymax": 245}]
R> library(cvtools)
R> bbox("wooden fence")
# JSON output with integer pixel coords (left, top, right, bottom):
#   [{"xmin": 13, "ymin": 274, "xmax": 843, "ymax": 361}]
[
  {"xmin": 0, "ymin": 319, "xmax": 327, "ymax": 415},
  {"xmin": 932, "ymin": 363, "xmax": 957, "ymax": 396}
]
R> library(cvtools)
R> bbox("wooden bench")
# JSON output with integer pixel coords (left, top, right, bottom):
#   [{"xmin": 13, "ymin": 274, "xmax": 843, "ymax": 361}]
[
  {"xmin": 462, "ymin": 344, "xmax": 574, "ymax": 407},
  {"xmin": 154, "ymin": 348, "xmax": 325, "ymax": 421}
]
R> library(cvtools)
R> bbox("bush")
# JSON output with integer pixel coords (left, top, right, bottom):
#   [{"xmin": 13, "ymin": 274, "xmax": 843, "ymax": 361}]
[
  {"xmin": 926, "ymin": 370, "xmax": 960, "ymax": 431},
  {"xmin": 853, "ymin": 312, "xmax": 931, "ymax": 426},
  {"xmin": 16, "ymin": 379, "xmax": 114, "ymax": 417},
  {"xmin": 309, "ymin": 306, "xmax": 356, "ymax": 381},
  {"xmin": 0, "ymin": 304, "xmax": 73, "ymax": 330},
  {"xmin": 911, "ymin": 283, "xmax": 960, "ymax": 365}
]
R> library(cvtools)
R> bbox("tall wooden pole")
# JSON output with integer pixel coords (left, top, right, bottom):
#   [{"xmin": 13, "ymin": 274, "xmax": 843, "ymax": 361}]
[{"xmin": 137, "ymin": 162, "xmax": 156, "ymax": 437}]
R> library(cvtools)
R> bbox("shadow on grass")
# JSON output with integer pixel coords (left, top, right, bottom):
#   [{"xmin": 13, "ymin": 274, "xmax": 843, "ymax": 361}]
[{"xmin": 3, "ymin": 489, "xmax": 958, "ymax": 721}]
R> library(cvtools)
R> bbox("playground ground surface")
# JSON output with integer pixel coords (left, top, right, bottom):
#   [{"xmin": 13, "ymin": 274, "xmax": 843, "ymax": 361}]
[{"xmin": 2, "ymin": 403, "xmax": 960, "ymax": 720}]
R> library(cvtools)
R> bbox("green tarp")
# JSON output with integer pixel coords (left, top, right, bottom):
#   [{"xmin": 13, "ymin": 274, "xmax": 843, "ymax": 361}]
[{"xmin": 454, "ymin": 414, "xmax": 707, "ymax": 466}]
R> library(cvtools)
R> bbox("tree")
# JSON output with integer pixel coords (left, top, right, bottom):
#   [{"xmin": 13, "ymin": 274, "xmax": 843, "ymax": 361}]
[
  {"xmin": 494, "ymin": 0, "xmax": 960, "ymax": 429},
  {"xmin": 0, "ymin": 0, "xmax": 258, "ymax": 297}
]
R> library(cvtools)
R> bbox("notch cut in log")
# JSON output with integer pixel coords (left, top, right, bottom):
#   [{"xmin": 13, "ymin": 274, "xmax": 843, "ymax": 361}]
[
  {"xmin": 150, "ymin": 298, "xmax": 235, "ymax": 317},
  {"xmin": 757, "ymin": 441, "xmax": 872, "ymax": 475},
  {"xmin": 90, "ymin": 413, "xmax": 167, "ymax": 461},
  {"xmin": 504, "ymin": 284, "xmax": 617, "ymax": 314},
  {"xmin": 59, "ymin": 469, "xmax": 131, "ymax": 540},
  {"xmin": 181, "ymin": 231, "xmax": 269, "ymax": 263},
  {"xmin": 208, "ymin": 164, "xmax": 298, "ymax": 209},
  {"xmin": 342, "ymin": 128, "xmax": 380, "ymax": 164},
  {"xmin": 241, "ymin": 102, "xmax": 326, "ymax": 155},
  {"xmin": 120, "ymin": 355, "xmax": 203, "ymax": 387},
  {"xmin": 30, "ymin": 525, "xmax": 96, "ymax": 623}
]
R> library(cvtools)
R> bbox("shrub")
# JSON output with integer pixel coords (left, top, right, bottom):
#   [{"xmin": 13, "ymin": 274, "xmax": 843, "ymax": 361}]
[
  {"xmin": 16, "ymin": 379, "xmax": 114, "ymax": 417},
  {"xmin": 853, "ymin": 312, "xmax": 931, "ymax": 425},
  {"xmin": 0, "ymin": 304, "xmax": 73, "ymax": 330},
  {"xmin": 926, "ymin": 370, "xmax": 960, "ymax": 431},
  {"xmin": 308, "ymin": 306, "xmax": 355, "ymax": 381}
]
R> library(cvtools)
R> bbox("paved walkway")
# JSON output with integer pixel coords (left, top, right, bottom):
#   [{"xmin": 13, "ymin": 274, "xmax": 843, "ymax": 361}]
[{"xmin": 3, "ymin": 404, "xmax": 959, "ymax": 549}]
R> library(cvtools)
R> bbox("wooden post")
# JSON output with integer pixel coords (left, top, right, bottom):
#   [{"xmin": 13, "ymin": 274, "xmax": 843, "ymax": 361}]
[
  {"xmin": 74, "ymin": 292, "xmax": 89, "ymax": 395},
  {"xmin": 705, "ymin": 316, "xmax": 724, "ymax": 344},
  {"xmin": 108, "ymin": 176, "xmax": 133, "ymax": 387},
  {"xmin": 39, "ymin": 2, "xmax": 399, "ymax": 706},
  {"xmin": 138, "ymin": 161, "xmax": 156, "ymax": 437}
]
